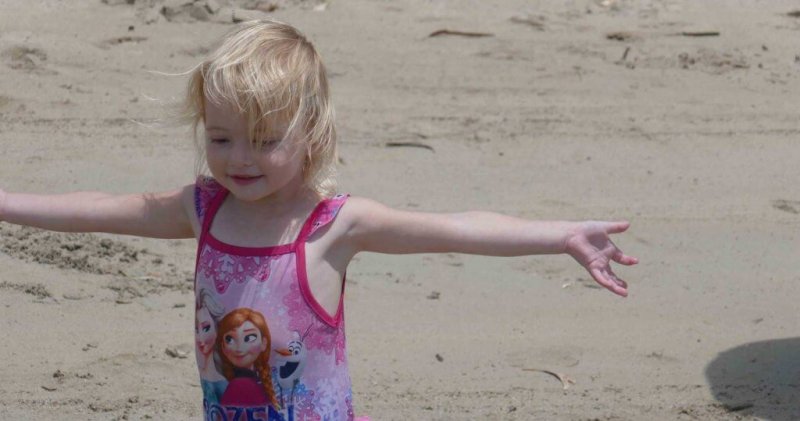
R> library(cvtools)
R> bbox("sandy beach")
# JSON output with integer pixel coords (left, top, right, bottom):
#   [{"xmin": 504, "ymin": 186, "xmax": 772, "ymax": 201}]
[{"xmin": 1, "ymin": 0, "xmax": 799, "ymax": 419}]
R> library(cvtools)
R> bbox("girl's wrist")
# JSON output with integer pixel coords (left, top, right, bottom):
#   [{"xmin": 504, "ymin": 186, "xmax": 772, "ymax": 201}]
[{"xmin": 561, "ymin": 221, "xmax": 584, "ymax": 256}]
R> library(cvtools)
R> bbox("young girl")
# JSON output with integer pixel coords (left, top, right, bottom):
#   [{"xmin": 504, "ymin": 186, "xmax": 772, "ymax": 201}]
[{"xmin": 0, "ymin": 20, "xmax": 637, "ymax": 421}]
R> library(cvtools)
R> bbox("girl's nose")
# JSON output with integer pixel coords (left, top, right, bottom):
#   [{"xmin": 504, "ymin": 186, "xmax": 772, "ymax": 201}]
[{"xmin": 230, "ymin": 140, "xmax": 254, "ymax": 167}]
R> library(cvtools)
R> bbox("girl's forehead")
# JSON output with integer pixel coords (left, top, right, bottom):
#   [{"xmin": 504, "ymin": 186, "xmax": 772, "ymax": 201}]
[
  {"xmin": 204, "ymin": 99, "xmax": 245, "ymax": 129},
  {"xmin": 203, "ymin": 98, "xmax": 290, "ymax": 136}
]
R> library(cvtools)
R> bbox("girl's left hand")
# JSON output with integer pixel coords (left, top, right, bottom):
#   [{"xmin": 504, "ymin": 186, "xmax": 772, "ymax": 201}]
[{"xmin": 564, "ymin": 221, "xmax": 638, "ymax": 297}]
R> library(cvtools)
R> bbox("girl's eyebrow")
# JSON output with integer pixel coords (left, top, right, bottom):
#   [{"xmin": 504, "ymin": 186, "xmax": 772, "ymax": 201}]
[{"xmin": 205, "ymin": 126, "xmax": 228, "ymax": 132}]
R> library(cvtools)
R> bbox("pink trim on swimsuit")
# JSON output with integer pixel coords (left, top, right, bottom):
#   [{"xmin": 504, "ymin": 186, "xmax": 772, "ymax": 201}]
[{"xmin": 294, "ymin": 200, "xmax": 347, "ymax": 327}]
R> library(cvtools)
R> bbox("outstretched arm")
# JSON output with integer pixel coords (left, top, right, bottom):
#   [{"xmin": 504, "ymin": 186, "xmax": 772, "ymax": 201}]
[
  {"xmin": 0, "ymin": 185, "xmax": 196, "ymax": 239},
  {"xmin": 339, "ymin": 197, "xmax": 637, "ymax": 296}
]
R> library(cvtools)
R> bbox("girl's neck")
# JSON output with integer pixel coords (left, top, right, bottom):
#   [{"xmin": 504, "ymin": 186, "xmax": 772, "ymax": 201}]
[
  {"xmin": 212, "ymin": 186, "xmax": 321, "ymax": 248},
  {"xmin": 229, "ymin": 185, "xmax": 320, "ymax": 217}
]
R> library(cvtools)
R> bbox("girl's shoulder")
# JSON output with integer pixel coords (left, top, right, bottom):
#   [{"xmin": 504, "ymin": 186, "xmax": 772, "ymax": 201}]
[
  {"xmin": 304, "ymin": 193, "xmax": 349, "ymax": 238},
  {"xmin": 328, "ymin": 195, "xmax": 391, "ymax": 225},
  {"xmin": 310, "ymin": 195, "xmax": 392, "ymax": 243},
  {"xmin": 312, "ymin": 194, "xmax": 385, "ymax": 226},
  {"xmin": 194, "ymin": 176, "xmax": 226, "ymax": 221}
]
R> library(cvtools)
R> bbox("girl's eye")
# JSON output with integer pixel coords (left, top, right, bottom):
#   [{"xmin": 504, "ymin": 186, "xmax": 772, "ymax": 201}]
[
  {"xmin": 258, "ymin": 139, "xmax": 280, "ymax": 149},
  {"xmin": 209, "ymin": 138, "xmax": 229, "ymax": 145},
  {"xmin": 224, "ymin": 335, "xmax": 233, "ymax": 344},
  {"xmin": 202, "ymin": 325, "xmax": 211, "ymax": 333},
  {"xmin": 244, "ymin": 334, "xmax": 257, "ymax": 343}
]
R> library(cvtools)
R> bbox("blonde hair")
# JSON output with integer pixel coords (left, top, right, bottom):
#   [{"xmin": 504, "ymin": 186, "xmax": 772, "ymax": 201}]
[{"xmin": 184, "ymin": 19, "xmax": 337, "ymax": 197}]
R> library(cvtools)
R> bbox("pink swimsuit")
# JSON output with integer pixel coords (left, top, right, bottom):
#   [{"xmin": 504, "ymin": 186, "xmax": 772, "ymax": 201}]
[{"xmin": 193, "ymin": 177, "xmax": 365, "ymax": 421}]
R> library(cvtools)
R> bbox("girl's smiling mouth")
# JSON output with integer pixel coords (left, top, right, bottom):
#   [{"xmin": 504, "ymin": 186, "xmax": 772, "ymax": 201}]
[{"xmin": 230, "ymin": 175, "xmax": 264, "ymax": 185}]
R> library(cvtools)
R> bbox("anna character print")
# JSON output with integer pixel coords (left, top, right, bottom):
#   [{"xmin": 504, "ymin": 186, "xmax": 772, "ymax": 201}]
[{"xmin": 217, "ymin": 308, "xmax": 279, "ymax": 409}]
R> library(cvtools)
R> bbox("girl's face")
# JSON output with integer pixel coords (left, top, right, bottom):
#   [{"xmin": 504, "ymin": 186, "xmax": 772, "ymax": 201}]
[
  {"xmin": 195, "ymin": 307, "xmax": 216, "ymax": 356},
  {"xmin": 204, "ymin": 99, "xmax": 307, "ymax": 204},
  {"xmin": 221, "ymin": 320, "xmax": 267, "ymax": 368}
]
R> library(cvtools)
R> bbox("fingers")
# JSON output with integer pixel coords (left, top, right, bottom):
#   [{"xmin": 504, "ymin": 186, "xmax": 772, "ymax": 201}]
[
  {"xmin": 589, "ymin": 267, "xmax": 628, "ymax": 297},
  {"xmin": 608, "ymin": 238, "xmax": 638, "ymax": 266},
  {"xmin": 606, "ymin": 267, "xmax": 627, "ymax": 289},
  {"xmin": 611, "ymin": 249, "xmax": 639, "ymax": 265},
  {"xmin": 604, "ymin": 220, "xmax": 630, "ymax": 235}
]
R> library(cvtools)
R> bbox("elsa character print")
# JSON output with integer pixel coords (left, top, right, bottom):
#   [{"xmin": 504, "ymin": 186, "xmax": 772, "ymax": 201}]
[{"xmin": 196, "ymin": 288, "xmax": 228, "ymax": 406}]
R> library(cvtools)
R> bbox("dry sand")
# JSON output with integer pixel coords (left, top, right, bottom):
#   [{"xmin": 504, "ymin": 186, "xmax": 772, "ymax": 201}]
[{"xmin": 1, "ymin": 0, "xmax": 799, "ymax": 419}]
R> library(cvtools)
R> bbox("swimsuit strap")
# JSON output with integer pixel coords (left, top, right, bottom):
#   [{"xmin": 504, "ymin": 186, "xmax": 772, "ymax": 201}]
[
  {"xmin": 294, "ymin": 194, "xmax": 350, "ymax": 246},
  {"xmin": 293, "ymin": 194, "xmax": 350, "ymax": 328},
  {"xmin": 193, "ymin": 178, "xmax": 228, "ymax": 275},
  {"xmin": 198, "ymin": 186, "xmax": 229, "ymax": 248}
]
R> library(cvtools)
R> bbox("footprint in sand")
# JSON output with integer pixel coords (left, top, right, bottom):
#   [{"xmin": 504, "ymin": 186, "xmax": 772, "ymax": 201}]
[
  {"xmin": 0, "ymin": 225, "xmax": 161, "ymax": 276},
  {"xmin": 772, "ymin": 199, "xmax": 800, "ymax": 214},
  {"xmin": 0, "ymin": 281, "xmax": 52, "ymax": 299},
  {"xmin": 0, "ymin": 225, "xmax": 194, "ymax": 301},
  {"xmin": 2, "ymin": 45, "xmax": 54, "ymax": 74}
]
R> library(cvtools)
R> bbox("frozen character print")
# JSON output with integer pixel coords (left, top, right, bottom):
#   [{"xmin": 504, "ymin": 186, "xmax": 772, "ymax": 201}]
[
  {"xmin": 218, "ymin": 308, "xmax": 280, "ymax": 411},
  {"xmin": 273, "ymin": 326, "xmax": 312, "ymax": 411},
  {"xmin": 196, "ymin": 288, "xmax": 228, "ymax": 406}
]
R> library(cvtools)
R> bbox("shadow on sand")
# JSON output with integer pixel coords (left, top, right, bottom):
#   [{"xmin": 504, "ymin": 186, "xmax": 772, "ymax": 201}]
[{"xmin": 705, "ymin": 337, "xmax": 800, "ymax": 421}]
